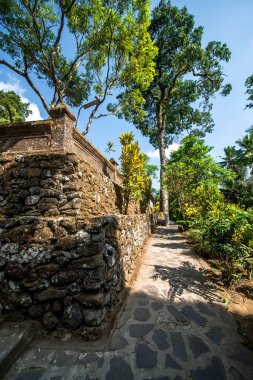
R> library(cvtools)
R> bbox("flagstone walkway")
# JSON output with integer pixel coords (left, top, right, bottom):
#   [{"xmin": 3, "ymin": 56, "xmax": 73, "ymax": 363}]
[{"xmin": 2, "ymin": 225, "xmax": 253, "ymax": 380}]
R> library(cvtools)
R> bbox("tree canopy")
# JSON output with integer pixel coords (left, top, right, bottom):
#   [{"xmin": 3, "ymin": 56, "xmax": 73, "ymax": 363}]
[
  {"xmin": 0, "ymin": 90, "xmax": 31, "ymax": 123},
  {"xmin": 166, "ymin": 134, "xmax": 234, "ymax": 221},
  {"xmin": 117, "ymin": 0, "xmax": 231, "ymax": 214},
  {"xmin": 245, "ymin": 74, "xmax": 253, "ymax": 109},
  {"xmin": 0, "ymin": 0, "xmax": 156, "ymax": 132}
]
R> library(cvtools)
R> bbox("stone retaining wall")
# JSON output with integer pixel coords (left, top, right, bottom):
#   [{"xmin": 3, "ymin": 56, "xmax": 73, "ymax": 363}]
[
  {"xmin": 0, "ymin": 153, "xmax": 123, "ymax": 218},
  {"xmin": 0, "ymin": 105, "xmax": 149, "ymax": 338},
  {"xmin": 0, "ymin": 214, "xmax": 150, "ymax": 338}
]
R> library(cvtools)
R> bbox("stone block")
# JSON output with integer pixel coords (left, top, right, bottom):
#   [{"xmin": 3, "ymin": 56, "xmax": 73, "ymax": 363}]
[
  {"xmin": 82, "ymin": 308, "xmax": 106, "ymax": 327},
  {"xmin": 42, "ymin": 311, "xmax": 59, "ymax": 330},
  {"xmin": 63, "ymin": 304, "xmax": 83, "ymax": 330},
  {"xmin": 74, "ymin": 292, "xmax": 104, "ymax": 307},
  {"xmin": 35, "ymin": 288, "xmax": 66, "ymax": 301},
  {"xmin": 51, "ymin": 271, "xmax": 78, "ymax": 285}
]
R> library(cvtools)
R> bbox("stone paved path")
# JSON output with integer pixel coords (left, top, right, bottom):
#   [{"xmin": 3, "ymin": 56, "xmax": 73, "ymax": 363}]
[{"xmin": 2, "ymin": 225, "xmax": 253, "ymax": 380}]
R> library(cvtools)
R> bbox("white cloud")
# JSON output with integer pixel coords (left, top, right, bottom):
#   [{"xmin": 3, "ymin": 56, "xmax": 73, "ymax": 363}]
[
  {"xmin": 26, "ymin": 103, "xmax": 42, "ymax": 121},
  {"xmin": 147, "ymin": 143, "xmax": 180, "ymax": 160},
  {"xmin": 0, "ymin": 78, "xmax": 43, "ymax": 121},
  {"xmin": 0, "ymin": 79, "xmax": 24, "ymax": 95}
]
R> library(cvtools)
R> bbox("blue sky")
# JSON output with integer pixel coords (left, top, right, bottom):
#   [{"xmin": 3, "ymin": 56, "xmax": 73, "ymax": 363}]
[
  {"xmin": 1, "ymin": 0, "xmax": 253, "ymax": 188},
  {"xmin": 170, "ymin": 0, "xmax": 253, "ymax": 160}
]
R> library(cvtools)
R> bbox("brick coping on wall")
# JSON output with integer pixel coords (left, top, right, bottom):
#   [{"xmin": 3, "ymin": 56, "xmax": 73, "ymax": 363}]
[{"xmin": 0, "ymin": 105, "xmax": 123, "ymax": 186}]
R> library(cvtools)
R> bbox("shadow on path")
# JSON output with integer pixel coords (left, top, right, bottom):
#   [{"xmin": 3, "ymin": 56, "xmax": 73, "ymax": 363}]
[{"xmin": 151, "ymin": 261, "xmax": 221, "ymax": 302}]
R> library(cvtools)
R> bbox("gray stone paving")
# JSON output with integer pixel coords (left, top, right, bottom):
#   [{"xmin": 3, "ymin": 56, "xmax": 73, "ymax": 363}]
[
  {"xmin": 0, "ymin": 324, "xmax": 34, "ymax": 377},
  {"xmin": 1, "ymin": 225, "xmax": 253, "ymax": 379}
]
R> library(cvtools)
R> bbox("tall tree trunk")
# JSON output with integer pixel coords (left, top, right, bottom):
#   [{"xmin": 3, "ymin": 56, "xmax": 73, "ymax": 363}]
[
  {"xmin": 157, "ymin": 105, "xmax": 169, "ymax": 218},
  {"xmin": 6, "ymin": 104, "xmax": 13, "ymax": 123}
]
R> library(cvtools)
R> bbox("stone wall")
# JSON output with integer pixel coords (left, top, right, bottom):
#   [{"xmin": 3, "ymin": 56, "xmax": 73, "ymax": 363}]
[
  {"xmin": 0, "ymin": 153, "xmax": 123, "ymax": 218},
  {"xmin": 0, "ymin": 105, "xmax": 150, "ymax": 338},
  {"xmin": 0, "ymin": 214, "xmax": 150, "ymax": 338},
  {"xmin": 0, "ymin": 107, "xmax": 150, "ymax": 339}
]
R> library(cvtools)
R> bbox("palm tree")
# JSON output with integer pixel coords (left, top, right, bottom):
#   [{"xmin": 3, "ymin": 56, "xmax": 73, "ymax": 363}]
[
  {"xmin": 220, "ymin": 145, "xmax": 249, "ymax": 205},
  {"xmin": 105, "ymin": 141, "xmax": 116, "ymax": 155},
  {"xmin": 219, "ymin": 146, "xmax": 242, "ymax": 175},
  {"xmin": 236, "ymin": 131, "xmax": 253, "ymax": 167},
  {"xmin": 246, "ymin": 125, "xmax": 253, "ymax": 134}
]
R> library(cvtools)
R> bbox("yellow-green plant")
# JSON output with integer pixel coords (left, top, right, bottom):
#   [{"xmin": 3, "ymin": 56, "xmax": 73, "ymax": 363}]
[{"xmin": 119, "ymin": 132, "xmax": 150, "ymax": 214}]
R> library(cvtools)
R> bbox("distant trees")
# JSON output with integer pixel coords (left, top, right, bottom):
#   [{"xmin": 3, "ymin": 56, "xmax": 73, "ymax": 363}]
[
  {"xmin": 236, "ymin": 129, "xmax": 253, "ymax": 168},
  {"xmin": 220, "ymin": 128, "xmax": 253, "ymax": 208},
  {"xmin": 245, "ymin": 74, "xmax": 253, "ymax": 109},
  {"xmin": 0, "ymin": 0, "xmax": 156, "ymax": 132},
  {"xmin": 104, "ymin": 141, "xmax": 116, "ymax": 156},
  {"xmin": 117, "ymin": 0, "xmax": 231, "ymax": 216},
  {"xmin": 0, "ymin": 90, "xmax": 31, "ymax": 123}
]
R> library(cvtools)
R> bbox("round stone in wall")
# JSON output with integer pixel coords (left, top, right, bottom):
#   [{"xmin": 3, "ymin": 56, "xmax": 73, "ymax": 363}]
[
  {"xmin": 63, "ymin": 304, "xmax": 83, "ymax": 330},
  {"xmin": 42, "ymin": 312, "xmax": 59, "ymax": 330}
]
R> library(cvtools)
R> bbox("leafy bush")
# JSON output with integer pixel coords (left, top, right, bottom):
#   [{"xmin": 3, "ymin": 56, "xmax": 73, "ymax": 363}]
[
  {"xmin": 188, "ymin": 205, "xmax": 253, "ymax": 284},
  {"xmin": 167, "ymin": 135, "xmax": 253, "ymax": 285}
]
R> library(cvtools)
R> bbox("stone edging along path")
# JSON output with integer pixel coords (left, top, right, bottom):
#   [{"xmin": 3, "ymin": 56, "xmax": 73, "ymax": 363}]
[{"xmin": 2, "ymin": 225, "xmax": 253, "ymax": 380}]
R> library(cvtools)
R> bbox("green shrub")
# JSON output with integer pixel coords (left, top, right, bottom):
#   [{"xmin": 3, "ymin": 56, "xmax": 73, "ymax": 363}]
[{"xmin": 188, "ymin": 205, "xmax": 253, "ymax": 284}]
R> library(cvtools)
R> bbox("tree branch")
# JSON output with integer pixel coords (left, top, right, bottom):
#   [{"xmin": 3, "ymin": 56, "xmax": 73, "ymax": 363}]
[
  {"xmin": 0, "ymin": 59, "xmax": 25, "ymax": 77},
  {"xmin": 83, "ymin": 102, "xmax": 102, "ymax": 135},
  {"xmin": 0, "ymin": 58, "xmax": 49, "ymax": 115},
  {"xmin": 53, "ymin": 7, "xmax": 65, "ymax": 51},
  {"xmin": 64, "ymin": 0, "xmax": 76, "ymax": 14},
  {"xmin": 24, "ymin": 73, "xmax": 50, "ymax": 114},
  {"xmin": 94, "ymin": 112, "xmax": 115, "ymax": 119},
  {"xmin": 164, "ymin": 68, "xmax": 188, "ymax": 101},
  {"xmin": 53, "ymin": 0, "xmax": 76, "ymax": 51},
  {"xmin": 24, "ymin": 57, "xmax": 50, "ymax": 114}
]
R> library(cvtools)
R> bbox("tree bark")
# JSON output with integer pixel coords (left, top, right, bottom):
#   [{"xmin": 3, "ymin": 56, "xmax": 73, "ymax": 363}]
[
  {"xmin": 6, "ymin": 104, "xmax": 13, "ymax": 123},
  {"xmin": 157, "ymin": 104, "xmax": 169, "ymax": 218}
]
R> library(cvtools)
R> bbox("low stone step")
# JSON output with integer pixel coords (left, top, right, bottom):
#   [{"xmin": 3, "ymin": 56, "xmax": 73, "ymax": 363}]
[{"xmin": 0, "ymin": 323, "xmax": 35, "ymax": 379}]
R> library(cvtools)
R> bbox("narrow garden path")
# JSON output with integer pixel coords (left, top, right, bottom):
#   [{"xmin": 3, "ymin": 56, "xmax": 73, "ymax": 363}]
[{"xmin": 3, "ymin": 225, "xmax": 253, "ymax": 380}]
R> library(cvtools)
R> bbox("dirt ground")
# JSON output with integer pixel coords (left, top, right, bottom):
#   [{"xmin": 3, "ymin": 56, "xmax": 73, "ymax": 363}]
[
  {"xmin": 183, "ymin": 232, "xmax": 253, "ymax": 351},
  {"xmin": 203, "ymin": 260, "xmax": 253, "ymax": 351},
  {"xmin": 224, "ymin": 280, "xmax": 253, "ymax": 350}
]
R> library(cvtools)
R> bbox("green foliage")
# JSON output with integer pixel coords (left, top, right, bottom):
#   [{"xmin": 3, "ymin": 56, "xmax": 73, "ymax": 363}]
[
  {"xmin": 0, "ymin": 0, "xmax": 156, "ymax": 131},
  {"xmin": 118, "ymin": 0, "xmax": 231, "ymax": 145},
  {"xmin": 167, "ymin": 134, "xmax": 252, "ymax": 285},
  {"xmin": 220, "ymin": 130, "xmax": 253, "ymax": 208},
  {"xmin": 166, "ymin": 135, "xmax": 234, "ymax": 221},
  {"xmin": 0, "ymin": 90, "xmax": 31, "ymax": 123},
  {"xmin": 145, "ymin": 163, "xmax": 158, "ymax": 180},
  {"xmin": 189, "ymin": 206, "xmax": 253, "ymax": 285},
  {"xmin": 0, "ymin": 0, "xmax": 89, "ymax": 112},
  {"xmin": 119, "ymin": 132, "xmax": 151, "ymax": 214},
  {"xmin": 236, "ymin": 131, "xmax": 253, "ymax": 167},
  {"xmin": 245, "ymin": 74, "xmax": 253, "ymax": 109},
  {"xmin": 116, "ymin": 0, "xmax": 231, "ymax": 212}
]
